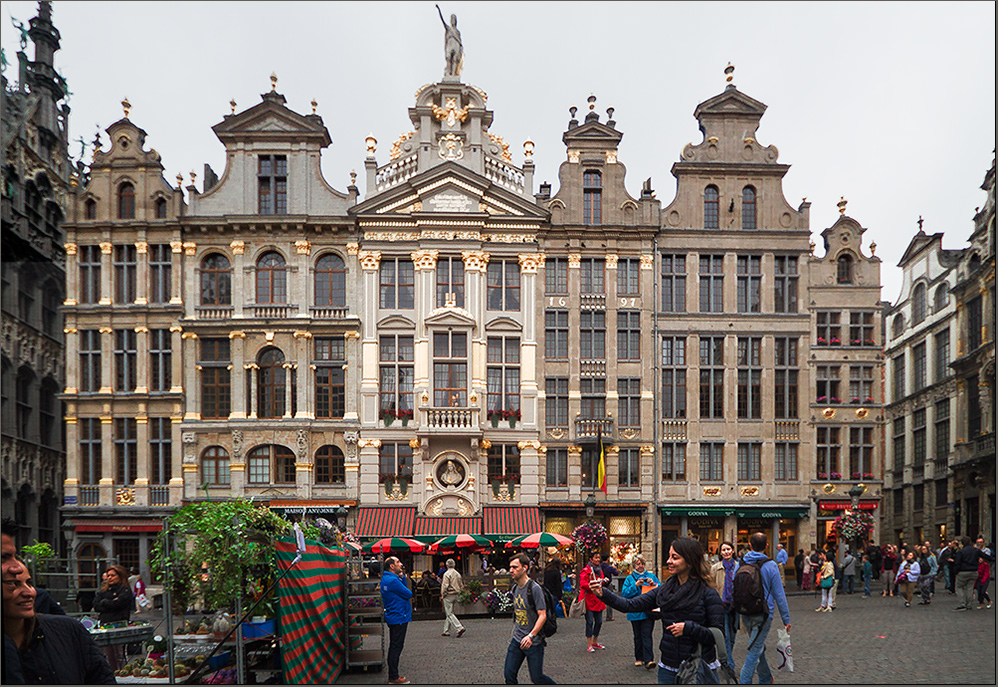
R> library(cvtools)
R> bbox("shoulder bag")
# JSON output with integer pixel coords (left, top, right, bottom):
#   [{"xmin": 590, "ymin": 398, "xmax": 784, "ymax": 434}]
[{"xmin": 677, "ymin": 626, "xmax": 736, "ymax": 684}]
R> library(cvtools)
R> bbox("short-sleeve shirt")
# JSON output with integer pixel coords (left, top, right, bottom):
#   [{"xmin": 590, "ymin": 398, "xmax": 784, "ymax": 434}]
[{"xmin": 511, "ymin": 580, "xmax": 546, "ymax": 645}]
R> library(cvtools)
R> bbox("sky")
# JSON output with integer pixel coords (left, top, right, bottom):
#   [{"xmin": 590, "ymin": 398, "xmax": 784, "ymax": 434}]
[{"xmin": 2, "ymin": 1, "xmax": 994, "ymax": 304}]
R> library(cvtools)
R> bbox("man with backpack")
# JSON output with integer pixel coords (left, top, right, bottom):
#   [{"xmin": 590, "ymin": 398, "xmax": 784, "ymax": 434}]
[
  {"xmin": 733, "ymin": 532, "xmax": 791, "ymax": 685},
  {"xmin": 504, "ymin": 552, "xmax": 556, "ymax": 684}
]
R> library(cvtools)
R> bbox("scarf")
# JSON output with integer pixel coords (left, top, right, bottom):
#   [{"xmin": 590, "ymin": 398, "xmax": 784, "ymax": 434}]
[
  {"xmin": 655, "ymin": 574, "xmax": 706, "ymax": 615},
  {"xmin": 721, "ymin": 559, "xmax": 736, "ymax": 604}
]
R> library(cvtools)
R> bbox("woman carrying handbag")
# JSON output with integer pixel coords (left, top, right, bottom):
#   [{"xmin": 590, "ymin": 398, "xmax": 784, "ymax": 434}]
[{"xmin": 815, "ymin": 552, "xmax": 835, "ymax": 612}]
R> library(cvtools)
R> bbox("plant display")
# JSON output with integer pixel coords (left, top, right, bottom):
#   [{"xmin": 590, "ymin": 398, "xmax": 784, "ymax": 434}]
[
  {"xmin": 457, "ymin": 578, "xmax": 484, "ymax": 605},
  {"xmin": 572, "ymin": 521, "xmax": 608, "ymax": 554},
  {"xmin": 832, "ymin": 510, "xmax": 875, "ymax": 542},
  {"xmin": 484, "ymin": 588, "xmax": 513, "ymax": 615},
  {"xmin": 609, "ymin": 542, "xmax": 638, "ymax": 570}
]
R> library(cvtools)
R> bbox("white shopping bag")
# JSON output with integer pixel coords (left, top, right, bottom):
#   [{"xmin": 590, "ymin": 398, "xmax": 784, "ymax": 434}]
[{"xmin": 775, "ymin": 627, "xmax": 794, "ymax": 672}]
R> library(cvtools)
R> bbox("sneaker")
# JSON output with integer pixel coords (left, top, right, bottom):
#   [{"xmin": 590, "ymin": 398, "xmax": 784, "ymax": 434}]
[
  {"xmin": 388, "ymin": 678, "xmax": 411, "ymax": 685},
  {"xmin": 635, "ymin": 661, "xmax": 644, "ymax": 667},
  {"xmin": 595, "ymin": 643, "xmax": 606, "ymax": 650},
  {"xmin": 646, "ymin": 662, "xmax": 656, "ymax": 670},
  {"xmin": 441, "ymin": 633, "xmax": 450, "ymax": 637},
  {"xmin": 904, "ymin": 602, "xmax": 910, "ymax": 607},
  {"xmin": 978, "ymin": 604, "xmax": 985, "ymax": 609},
  {"xmin": 456, "ymin": 628, "xmax": 465, "ymax": 638},
  {"xmin": 815, "ymin": 607, "xmax": 824, "ymax": 612},
  {"xmin": 988, "ymin": 601, "xmax": 993, "ymax": 609},
  {"xmin": 587, "ymin": 646, "xmax": 596, "ymax": 653},
  {"xmin": 954, "ymin": 607, "xmax": 967, "ymax": 611}
]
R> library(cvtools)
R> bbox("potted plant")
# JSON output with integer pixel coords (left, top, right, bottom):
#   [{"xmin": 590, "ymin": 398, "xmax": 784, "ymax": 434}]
[
  {"xmin": 850, "ymin": 397, "xmax": 861, "ymax": 404},
  {"xmin": 818, "ymin": 472, "xmax": 829, "ymax": 480},
  {"xmin": 830, "ymin": 472, "xmax": 842, "ymax": 480},
  {"xmin": 832, "ymin": 510, "xmax": 875, "ymax": 548},
  {"xmin": 379, "ymin": 408, "xmax": 396, "ymax": 427},
  {"xmin": 863, "ymin": 472, "xmax": 875, "ymax": 480},
  {"xmin": 484, "ymin": 588, "xmax": 513, "ymax": 618},
  {"xmin": 830, "ymin": 336, "xmax": 841, "ymax": 345},
  {"xmin": 487, "ymin": 409, "xmax": 503, "ymax": 428},
  {"xmin": 572, "ymin": 521, "xmax": 608, "ymax": 555},
  {"xmin": 380, "ymin": 473, "xmax": 396, "ymax": 495},
  {"xmin": 397, "ymin": 473, "xmax": 409, "ymax": 496},
  {"xmin": 397, "ymin": 408, "xmax": 413, "ymax": 427},
  {"xmin": 504, "ymin": 408, "xmax": 521, "ymax": 428},
  {"xmin": 816, "ymin": 336, "xmax": 828, "ymax": 345}
]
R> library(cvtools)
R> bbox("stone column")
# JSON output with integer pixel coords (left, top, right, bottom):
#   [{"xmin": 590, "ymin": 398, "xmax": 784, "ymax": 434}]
[
  {"xmin": 283, "ymin": 362, "xmax": 295, "ymax": 418},
  {"xmin": 64, "ymin": 243, "xmax": 78, "ymax": 306},
  {"xmin": 358, "ymin": 251, "xmax": 382, "ymax": 426},
  {"xmin": 99, "ymin": 327, "xmax": 113, "ymax": 394},
  {"xmin": 411, "ymin": 250, "xmax": 438, "ymax": 410},
  {"xmin": 99, "ymin": 241, "xmax": 112, "ymax": 305},
  {"xmin": 181, "ymin": 242, "xmax": 196, "ymax": 315},
  {"xmin": 344, "ymin": 431, "xmax": 360, "ymax": 492},
  {"xmin": 519, "ymin": 254, "xmax": 544, "ymax": 429},
  {"xmin": 246, "ymin": 363, "xmax": 259, "ymax": 419},
  {"xmin": 181, "ymin": 431, "xmax": 198, "ymax": 500},
  {"xmin": 169, "ymin": 240, "xmax": 184, "ymax": 307},
  {"xmin": 182, "ymin": 332, "xmax": 199, "ymax": 420},
  {"xmin": 229, "ymin": 332, "xmax": 247, "ymax": 419},
  {"xmin": 230, "ymin": 240, "xmax": 246, "ymax": 317},
  {"xmin": 64, "ymin": 329, "xmax": 78, "ymax": 394},
  {"xmin": 294, "ymin": 239, "xmax": 310, "ymax": 317},
  {"xmin": 134, "ymin": 411, "xmax": 150, "ymax": 506},
  {"xmin": 135, "ymin": 241, "xmax": 149, "ymax": 305},
  {"xmin": 169, "ymin": 418, "xmax": 183, "ymax": 506},
  {"xmin": 517, "ymin": 440, "xmax": 542, "ymax": 506},
  {"xmin": 295, "ymin": 429, "xmax": 311, "ymax": 499},
  {"xmin": 99, "ymin": 415, "xmax": 114, "ymax": 504},
  {"xmin": 294, "ymin": 331, "xmax": 311, "ymax": 420},
  {"xmin": 64, "ymin": 415, "xmax": 79, "ymax": 504},
  {"xmin": 230, "ymin": 430, "xmax": 245, "ymax": 498},
  {"xmin": 344, "ymin": 331, "xmax": 361, "ymax": 422},
  {"xmin": 134, "ymin": 327, "xmax": 149, "ymax": 394},
  {"xmin": 170, "ymin": 326, "xmax": 184, "ymax": 394},
  {"xmin": 358, "ymin": 438, "xmax": 382, "ymax": 506},
  {"xmin": 463, "ymin": 250, "xmax": 489, "ymax": 416},
  {"xmin": 567, "ymin": 445, "xmax": 583, "ymax": 501}
]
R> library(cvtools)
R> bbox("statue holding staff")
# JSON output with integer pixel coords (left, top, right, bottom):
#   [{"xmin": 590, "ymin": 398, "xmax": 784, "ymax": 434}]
[{"xmin": 436, "ymin": 5, "xmax": 463, "ymax": 77}]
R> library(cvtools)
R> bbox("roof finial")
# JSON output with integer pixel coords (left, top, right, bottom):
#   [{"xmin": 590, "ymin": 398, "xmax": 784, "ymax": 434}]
[
  {"xmin": 724, "ymin": 62, "xmax": 735, "ymax": 86},
  {"xmin": 365, "ymin": 133, "xmax": 377, "ymax": 158},
  {"xmin": 121, "ymin": 97, "xmax": 131, "ymax": 119},
  {"xmin": 311, "ymin": 98, "xmax": 318, "ymax": 114},
  {"xmin": 350, "ymin": 170, "xmax": 357, "ymax": 185},
  {"xmin": 230, "ymin": 98, "xmax": 236, "ymax": 115},
  {"xmin": 588, "ymin": 94, "xmax": 597, "ymax": 111},
  {"xmin": 917, "ymin": 215, "xmax": 924, "ymax": 232},
  {"xmin": 176, "ymin": 173, "xmax": 183, "ymax": 189},
  {"xmin": 270, "ymin": 72, "xmax": 278, "ymax": 91},
  {"xmin": 837, "ymin": 196, "xmax": 847, "ymax": 215}
]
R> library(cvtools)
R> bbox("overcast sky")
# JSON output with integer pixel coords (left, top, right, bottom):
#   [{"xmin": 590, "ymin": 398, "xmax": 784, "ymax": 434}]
[{"xmin": 3, "ymin": 1, "xmax": 994, "ymax": 303}]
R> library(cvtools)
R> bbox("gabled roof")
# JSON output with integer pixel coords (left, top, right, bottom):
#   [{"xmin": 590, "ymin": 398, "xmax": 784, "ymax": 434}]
[
  {"xmin": 693, "ymin": 86, "xmax": 767, "ymax": 120},
  {"xmin": 562, "ymin": 119, "xmax": 623, "ymax": 147},
  {"xmin": 897, "ymin": 231, "xmax": 940, "ymax": 266},
  {"xmin": 211, "ymin": 91, "xmax": 331, "ymax": 147}
]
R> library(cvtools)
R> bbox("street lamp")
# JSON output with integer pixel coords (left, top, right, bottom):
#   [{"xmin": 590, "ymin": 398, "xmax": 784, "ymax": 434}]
[
  {"xmin": 847, "ymin": 483, "xmax": 865, "ymax": 511},
  {"xmin": 584, "ymin": 492, "xmax": 596, "ymax": 520}
]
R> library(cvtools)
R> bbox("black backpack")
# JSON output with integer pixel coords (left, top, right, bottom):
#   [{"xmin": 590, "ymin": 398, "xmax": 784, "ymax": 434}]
[
  {"xmin": 732, "ymin": 558, "xmax": 768, "ymax": 616},
  {"xmin": 521, "ymin": 579, "xmax": 558, "ymax": 638}
]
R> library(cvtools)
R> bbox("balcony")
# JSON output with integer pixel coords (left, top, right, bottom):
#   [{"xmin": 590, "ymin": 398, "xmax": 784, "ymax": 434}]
[
  {"xmin": 150, "ymin": 486, "xmax": 171, "ymax": 506},
  {"xmin": 249, "ymin": 304, "xmax": 297, "ymax": 319},
  {"xmin": 309, "ymin": 306, "xmax": 350, "ymax": 320},
  {"xmin": 580, "ymin": 293, "xmax": 606, "ymax": 310},
  {"xmin": 580, "ymin": 359, "xmax": 606, "ymax": 377},
  {"xmin": 775, "ymin": 421, "xmax": 800, "ymax": 440},
  {"xmin": 79, "ymin": 486, "xmax": 100, "ymax": 507},
  {"xmin": 953, "ymin": 432, "xmax": 995, "ymax": 468},
  {"xmin": 662, "ymin": 419, "xmax": 687, "ymax": 441},
  {"xmin": 195, "ymin": 305, "xmax": 233, "ymax": 320},
  {"xmin": 575, "ymin": 417, "xmax": 615, "ymax": 443},
  {"xmin": 421, "ymin": 406, "xmax": 479, "ymax": 431}
]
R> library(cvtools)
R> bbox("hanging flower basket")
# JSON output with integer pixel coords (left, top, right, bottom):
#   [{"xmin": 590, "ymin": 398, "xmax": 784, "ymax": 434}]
[
  {"xmin": 572, "ymin": 521, "xmax": 608, "ymax": 554},
  {"xmin": 832, "ymin": 510, "xmax": 875, "ymax": 542}
]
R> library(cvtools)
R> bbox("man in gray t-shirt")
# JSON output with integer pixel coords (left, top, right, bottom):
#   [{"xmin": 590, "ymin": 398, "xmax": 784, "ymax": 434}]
[{"xmin": 504, "ymin": 553, "xmax": 555, "ymax": 684}]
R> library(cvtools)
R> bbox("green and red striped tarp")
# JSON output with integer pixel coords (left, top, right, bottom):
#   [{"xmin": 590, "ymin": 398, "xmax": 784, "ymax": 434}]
[
  {"xmin": 413, "ymin": 516, "xmax": 482, "ymax": 537},
  {"xmin": 276, "ymin": 537, "xmax": 345, "ymax": 684},
  {"xmin": 482, "ymin": 506, "xmax": 541, "ymax": 540},
  {"xmin": 354, "ymin": 506, "xmax": 416, "ymax": 538}
]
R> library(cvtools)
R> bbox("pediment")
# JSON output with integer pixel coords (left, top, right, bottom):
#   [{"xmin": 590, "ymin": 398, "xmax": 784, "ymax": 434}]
[
  {"xmin": 562, "ymin": 120, "xmax": 623, "ymax": 145},
  {"xmin": 425, "ymin": 307, "xmax": 477, "ymax": 328},
  {"xmin": 377, "ymin": 315, "xmax": 417, "ymax": 329},
  {"xmin": 212, "ymin": 93, "xmax": 330, "ymax": 145},
  {"xmin": 694, "ymin": 87, "xmax": 768, "ymax": 119},
  {"xmin": 485, "ymin": 316, "xmax": 523, "ymax": 332}
]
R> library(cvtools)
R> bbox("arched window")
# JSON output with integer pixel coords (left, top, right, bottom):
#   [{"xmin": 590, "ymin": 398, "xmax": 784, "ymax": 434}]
[
  {"xmin": 583, "ymin": 171, "xmax": 602, "ymax": 225},
  {"xmin": 41, "ymin": 280, "xmax": 61, "ymax": 337},
  {"xmin": 256, "ymin": 251, "xmax": 286, "ymax": 304},
  {"xmin": 837, "ymin": 253, "xmax": 853, "ymax": 284},
  {"xmin": 315, "ymin": 254, "xmax": 346, "ymax": 308},
  {"xmin": 16, "ymin": 367, "xmax": 34, "ymax": 438},
  {"xmin": 912, "ymin": 282, "xmax": 927, "ymax": 325},
  {"xmin": 742, "ymin": 186, "xmax": 756, "ymax": 230},
  {"xmin": 247, "ymin": 444, "xmax": 295, "ymax": 484},
  {"xmin": 892, "ymin": 314, "xmax": 905, "ymax": 339},
  {"xmin": 704, "ymin": 185, "xmax": 719, "ymax": 229},
  {"xmin": 200, "ymin": 254, "xmax": 232, "ymax": 305},
  {"xmin": 934, "ymin": 284, "xmax": 948, "ymax": 312},
  {"xmin": 201, "ymin": 446, "xmax": 230, "ymax": 486},
  {"xmin": 118, "ymin": 182, "xmax": 135, "ymax": 219},
  {"xmin": 84, "ymin": 198, "xmax": 97, "ymax": 220},
  {"xmin": 315, "ymin": 445, "xmax": 345, "ymax": 484},
  {"xmin": 155, "ymin": 198, "xmax": 168, "ymax": 219},
  {"xmin": 39, "ymin": 378, "xmax": 59, "ymax": 448},
  {"xmin": 76, "ymin": 542, "xmax": 107, "ymax": 588},
  {"xmin": 257, "ymin": 347, "xmax": 286, "ymax": 418}
]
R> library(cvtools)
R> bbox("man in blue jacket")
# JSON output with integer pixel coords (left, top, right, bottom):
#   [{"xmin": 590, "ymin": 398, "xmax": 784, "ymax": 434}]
[
  {"xmin": 380, "ymin": 556, "xmax": 413, "ymax": 685},
  {"xmin": 739, "ymin": 533, "xmax": 791, "ymax": 685}
]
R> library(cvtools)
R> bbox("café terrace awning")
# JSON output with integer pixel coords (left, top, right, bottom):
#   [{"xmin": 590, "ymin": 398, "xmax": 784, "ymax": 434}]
[
  {"xmin": 482, "ymin": 506, "xmax": 541, "ymax": 541},
  {"xmin": 354, "ymin": 507, "xmax": 417, "ymax": 538},
  {"xmin": 658, "ymin": 506, "xmax": 811, "ymax": 518},
  {"xmin": 412, "ymin": 516, "xmax": 482, "ymax": 542}
]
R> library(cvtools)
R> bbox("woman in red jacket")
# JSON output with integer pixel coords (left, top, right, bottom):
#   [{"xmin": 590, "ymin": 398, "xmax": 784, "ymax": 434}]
[{"xmin": 578, "ymin": 550, "xmax": 609, "ymax": 652}]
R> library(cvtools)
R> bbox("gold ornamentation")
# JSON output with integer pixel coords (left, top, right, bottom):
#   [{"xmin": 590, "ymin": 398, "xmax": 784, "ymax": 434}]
[
  {"xmin": 358, "ymin": 250, "xmax": 382, "ymax": 271},
  {"xmin": 170, "ymin": 240, "xmax": 184, "ymax": 253},
  {"xmin": 292, "ymin": 331, "xmax": 313, "ymax": 339},
  {"xmin": 741, "ymin": 486, "xmax": 760, "ymax": 497},
  {"xmin": 703, "ymin": 487, "xmax": 722, "ymax": 497},
  {"xmin": 385, "ymin": 483, "xmax": 408, "ymax": 501},
  {"xmin": 294, "ymin": 240, "xmax": 311, "ymax": 255},
  {"xmin": 480, "ymin": 439, "xmax": 492, "ymax": 450},
  {"xmin": 409, "ymin": 438, "xmax": 421, "ymax": 449},
  {"xmin": 438, "ymin": 132, "xmax": 464, "ymax": 160},
  {"xmin": 517, "ymin": 440, "xmax": 541, "ymax": 451},
  {"xmin": 411, "ymin": 249, "xmax": 439, "ymax": 271},
  {"xmin": 365, "ymin": 134, "xmax": 377, "ymax": 157},
  {"xmin": 822, "ymin": 407, "xmax": 836, "ymax": 419},
  {"xmin": 100, "ymin": 242, "xmax": 113, "ymax": 255},
  {"xmin": 121, "ymin": 97, "xmax": 131, "ymax": 118},
  {"xmin": 567, "ymin": 254, "xmax": 582, "ymax": 269},
  {"xmin": 567, "ymin": 445, "xmax": 583, "ymax": 455},
  {"xmin": 363, "ymin": 231, "xmax": 421, "ymax": 242},
  {"xmin": 605, "ymin": 151, "xmax": 617, "ymax": 164},
  {"xmin": 605, "ymin": 254, "xmax": 619, "ymax": 269},
  {"xmin": 390, "ymin": 131, "xmax": 416, "ymax": 161},
  {"xmin": 822, "ymin": 483, "xmax": 836, "ymax": 494},
  {"xmin": 432, "ymin": 97, "xmax": 470, "ymax": 128},
  {"xmin": 548, "ymin": 428, "xmax": 565, "ymax": 440},
  {"xmin": 116, "ymin": 487, "xmax": 135, "ymax": 506},
  {"xmin": 488, "ymin": 133, "xmax": 512, "ymax": 162},
  {"xmin": 517, "ymin": 253, "xmax": 544, "ymax": 274},
  {"xmin": 134, "ymin": 241, "xmax": 148, "ymax": 254},
  {"xmin": 640, "ymin": 255, "xmax": 655, "ymax": 270},
  {"xmin": 567, "ymin": 150, "xmax": 580, "ymax": 163},
  {"xmin": 358, "ymin": 438, "xmax": 382, "ymax": 449},
  {"xmin": 64, "ymin": 243, "xmax": 77, "ymax": 255},
  {"xmin": 855, "ymin": 408, "xmax": 869, "ymax": 419},
  {"xmin": 461, "ymin": 250, "xmax": 489, "ymax": 272},
  {"xmin": 837, "ymin": 196, "xmax": 847, "ymax": 215},
  {"xmin": 346, "ymin": 242, "xmax": 359, "ymax": 255},
  {"xmin": 640, "ymin": 445, "xmax": 656, "ymax": 455},
  {"xmin": 228, "ymin": 331, "xmax": 246, "ymax": 339},
  {"xmin": 523, "ymin": 139, "xmax": 534, "ymax": 160},
  {"xmin": 183, "ymin": 241, "xmax": 197, "ymax": 256}
]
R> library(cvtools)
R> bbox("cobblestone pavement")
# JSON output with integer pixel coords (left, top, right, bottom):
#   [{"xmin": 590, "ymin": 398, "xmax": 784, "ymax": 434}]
[{"xmin": 339, "ymin": 589, "xmax": 997, "ymax": 685}]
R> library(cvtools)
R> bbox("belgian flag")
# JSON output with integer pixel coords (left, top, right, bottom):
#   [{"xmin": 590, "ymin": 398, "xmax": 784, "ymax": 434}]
[{"xmin": 597, "ymin": 429, "xmax": 607, "ymax": 494}]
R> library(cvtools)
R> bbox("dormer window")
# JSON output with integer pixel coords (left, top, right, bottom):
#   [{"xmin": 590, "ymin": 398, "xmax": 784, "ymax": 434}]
[
  {"xmin": 837, "ymin": 253, "xmax": 854, "ymax": 284},
  {"xmin": 84, "ymin": 198, "xmax": 97, "ymax": 220},
  {"xmin": 704, "ymin": 185, "xmax": 719, "ymax": 229},
  {"xmin": 155, "ymin": 198, "xmax": 168, "ymax": 219},
  {"xmin": 118, "ymin": 182, "xmax": 135, "ymax": 219},
  {"xmin": 583, "ymin": 171, "xmax": 602, "ymax": 225},
  {"xmin": 742, "ymin": 186, "xmax": 756, "ymax": 230},
  {"xmin": 258, "ymin": 155, "xmax": 287, "ymax": 215},
  {"xmin": 912, "ymin": 282, "xmax": 927, "ymax": 325}
]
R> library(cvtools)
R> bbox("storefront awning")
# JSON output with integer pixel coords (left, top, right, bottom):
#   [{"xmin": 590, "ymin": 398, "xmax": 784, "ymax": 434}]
[
  {"xmin": 482, "ymin": 506, "xmax": 541, "ymax": 540},
  {"xmin": 736, "ymin": 507, "xmax": 811, "ymax": 519},
  {"xmin": 818, "ymin": 500, "xmax": 879, "ymax": 511},
  {"xmin": 268, "ymin": 499, "xmax": 357, "ymax": 516},
  {"xmin": 72, "ymin": 518, "xmax": 164, "ymax": 533},
  {"xmin": 354, "ymin": 507, "xmax": 416, "ymax": 538},
  {"xmin": 659, "ymin": 507, "xmax": 736, "ymax": 517},
  {"xmin": 659, "ymin": 506, "xmax": 810, "ymax": 518},
  {"xmin": 413, "ymin": 517, "xmax": 482, "ymax": 538}
]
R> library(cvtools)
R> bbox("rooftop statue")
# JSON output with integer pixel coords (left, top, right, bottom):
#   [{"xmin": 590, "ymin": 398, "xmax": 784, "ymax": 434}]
[{"xmin": 436, "ymin": 5, "xmax": 463, "ymax": 78}]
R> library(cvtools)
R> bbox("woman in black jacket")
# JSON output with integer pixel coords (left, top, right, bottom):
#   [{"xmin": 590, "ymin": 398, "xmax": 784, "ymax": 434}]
[
  {"xmin": 92, "ymin": 564, "xmax": 132, "ymax": 669},
  {"xmin": 591, "ymin": 537, "xmax": 725, "ymax": 684}
]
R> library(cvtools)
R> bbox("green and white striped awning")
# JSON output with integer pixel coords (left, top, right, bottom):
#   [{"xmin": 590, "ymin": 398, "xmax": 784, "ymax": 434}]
[
  {"xmin": 482, "ymin": 506, "xmax": 541, "ymax": 541},
  {"xmin": 354, "ymin": 507, "xmax": 416, "ymax": 538}
]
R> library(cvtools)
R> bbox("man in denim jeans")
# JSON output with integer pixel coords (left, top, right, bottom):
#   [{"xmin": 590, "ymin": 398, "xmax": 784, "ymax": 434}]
[
  {"xmin": 504, "ymin": 552, "xmax": 555, "ymax": 684},
  {"xmin": 739, "ymin": 533, "xmax": 791, "ymax": 685}
]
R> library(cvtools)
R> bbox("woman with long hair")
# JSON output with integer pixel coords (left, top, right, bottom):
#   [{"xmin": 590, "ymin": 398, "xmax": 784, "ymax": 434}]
[
  {"xmin": 590, "ymin": 537, "xmax": 725, "ymax": 684},
  {"xmin": 578, "ymin": 551, "xmax": 609, "ymax": 652},
  {"xmin": 708, "ymin": 541, "xmax": 739, "ymax": 676},
  {"xmin": 815, "ymin": 552, "xmax": 835, "ymax": 611},
  {"xmin": 93, "ymin": 564, "xmax": 133, "ymax": 669},
  {"xmin": 801, "ymin": 550, "xmax": 813, "ymax": 591}
]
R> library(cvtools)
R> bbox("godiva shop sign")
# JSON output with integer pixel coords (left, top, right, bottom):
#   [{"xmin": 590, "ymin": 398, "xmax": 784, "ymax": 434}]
[{"xmin": 660, "ymin": 507, "xmax": 809, "ymax": 519}]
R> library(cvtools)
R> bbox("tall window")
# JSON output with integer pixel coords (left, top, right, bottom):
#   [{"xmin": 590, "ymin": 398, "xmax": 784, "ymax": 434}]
[
  {"xmin": 380, "ymin": 257, "xmax": 414, "ymax": 309},
  {"xmin": 704, "ymin": 186, "xmax": 719, "ymax": 229},
  {"xmin": 849, "ymin": 426, "xmax": 873, "ymax": 478},
  {"xmin": 15, "ymin": 369, "xmax": 32, "ymax": 438},
  {"xmin": 934, "ymin": 285, "xmax": 948, "ymax": 313},
  {"xmin": 912, "ymin": 341, "xmax": 927, "ymax": 391},
  {"xmin": 849, "ymin": 311, "xmax": 875, "ymax": 346},
  {"xmin": 816, "ymin": 427, "xmax": 840, "ymax": 478},
  {"xmin": 256, "ymin": 251, "xmax": 287, "ymax": 304},
  {"xmin": 736, "ymin": 256, "xmax": 761, "ymax": 313},
  {"xmin": 38, "ymin": 380, "xmax": 57, "ymax": 446},
  {"xmin": 379, "ymin": 335, "xmax": 414, "ymax": 413},
  {"xmin": 935, "ymin": 329, "xmax": 950, "ymax": 383},
  {"xmin": 18, "ymin": 273, "xmax": 34, "ymax": 324},
  {"xmin": 617, "ymin": 258, "xmax": 640, "ymax": 296},
  {"xmin": 892, "ymin": 353, "xmax": 906, "ymax": 400},
  {"xmin": 913, "ymin": 484, "xmax": 924, "ymax": 512},
  {"xmin": 816, "ymin": 364, "xmax": 840, "ymax": 404},
  {"xmin": 836, "ymin": 253, "xmax": 853, "ymax": 284},
  {"xmin": 617, "ymin": 311, "xmax": 640, "ymax": 361},
  {"xmin": 775, "ymin": 443, "xmax": 798, "ymax": 481},
  {"xmin": 546, "ymin": 448, "xmax": 568, "ymax": 487},
  {"xmin": 580, "ymin": 378, "xmax": 606, "ymax": 419},
  {"xmin": 545, "ymin": 377, "xmax": 568, "ymax": 428},
  {"xmin": 248, "ymin": 445, "xmax": 295, "ymax": 484},
  {"xmin": 699, "ymin": 255, "xmax": 724, "ymax": 313},
  {"xmin": 149, "ymin": 329, "xmax": 171, "ymax": 392},
  {"xmin": 545, "ymin": 310, "xmax": 569, "ymax": 360},
  {"xmin": 79, "ymin": 329, "xmax": 101, "ymax": 392},
  {"xmin": 78, "ymin": 246, "xmax": 101, "ymax": 304},
  {"xmin": 487, "ymin": 336, "xmax": 520, "ymax": 412},
  {"xmin": 934, "ymin": 399, "xmax": 950, "ymax": 463},
  {"xmin": 774, "ymin": 337, "xmax": 798, "ymax": 419},
  {"xmin": 581, "ymin": 448, "xmax": 602, "ymax": 489},
  {"xmin": 912, "ymin": 408, "xmax": 927, "ymax": 467},
  {"xmin": 892, "ymin": 417, "xmax": 905, "ymax": 471},
  {"xmin": 580, "ymin": 258, "xmax": 605, "ymax": 293},
  {"xmin": 545, "ymin": 258, "xmax": 568, "ymax": 294},
  {"xmin": 84, "ymin": 198, "xmax": 96, "ymax": 220},
  {"xmin": 436, "ymin": 257, "xmax": 465, "ymax": 307},
  {"xmin": 258, "ymin": 155, "xmax": 288, "ymax": 214},
  {"xmin": 79, "ymin": 418, "xmax": 102, "ymax": 484},
  {"xmin": 661, "ymin": 254, "xmax": 686, "ymax": 312},
  {"xmin": 848, "ymin": 365, "xmax": 874, "ymax": 403},
  {"xmin": 488, "ymin": 444, "xmax": 520, "ymax": 484},
  {"xmin": 257, "ymin": 347, "xmax": 287, "ymax": 418},
  {"xmin": 816, "ymin": 311, "xmax": 841, "ymax": 345},
  {"xmin": 699, "ymin": 336, "xmax": 724, "ymax": 419},
  {"xmin": 155, "ymin": 197, "xmax": 168, "ymax": 219},
  {"xmin": 619, "ymin": 448, "xmax": 640, "ymax": 487},
  {"xmin": 741, "ymin": 186, "xmax": 756, "ymax": 230},
  {"xmin": 150, "ymin": 417, "xmax": 172, "ymax": 485},
  {"xmin": 580, "ymin": 311, "xmax": 606, "ymax": 359},
  {"xmin": 892, "ymin": 314, "xmax": 905, "ymax": 340},
  {"xmin": 315, "ymin": 337, "xmax": 346, "ymax": 419},
  {"xmin": 41, "ymin": 284, "xmax": 59, "ymax": 338},
  {"xmin": 433, "ymin": 331, "xmax": 467, "ymax": 406},
  {"xmin": 118, "ymin": 182, "xmax": 135, "ymax": 219},
  {"xmin": 149, "ymin": 244, "xmax": 172, "ymax": 303},
  {"xmin": 487, "ymin": 259, "xmax": 520, "ymax": 311},
  {"xmin": 114, "ymin": 329, "xmax": 137, "ymax": 391},
  {"xmin": 661, "ymin": 336, "xmax": 687, "ymax": 419},
  {"xmin": 114, "ymin": 418, "xmax": 137, "ymax": 485},
  {"xmin": 968, "ymin": 373, "xmax": 981, "ymax": 437},
  {"xmin": 379, "ymin": 442, "xmax": 413, "ymax": 482},
  {"xmin": 774, "ymin": 256, "xmax": 798, "ymax": 313},
  {"xmin": 113, "ymin": 245, "xmax": 136, "ymax": 304},
  {"xmin": 737, "ymin": 443, "xmax": 761, "ymax": 481},
  {"xmin": 737, "ymin": 337, "xmax": 761, "ymax": 418},
  {"xmin": 700, "ymin": 442, "xmax": 724, "ymax": 481},
  {"xmin": 618, "ymin": 378, "xmax": 641, "ymax": 427},
  {"xmin": 583, "ymin": 171, "xmax": 602, "ymax": 225},
  {"xmin": 912, "ymin": 283, "xmax": 927, "ymax": 325},
  {"xmin": 200, "ymin": 338, "xmax": 231, "ymax": 419},
  {"xmin": 201, "ymin": 446, "xmax": 230, "ymax": 486},
  {"xmin": 200, "ymin": 254, "xmax": 231, "ymax": 306},
  {"xmin": 314, "ymin": 445, "xmax": 345, "ymax": 484},
  {"xmin": 662, "ymin": 443, "xmax": 686, "ymax": 481},
  {"xmin": 967, "ymin": 296, "xmax": 982, "ymax": 350},
  {"xmin": 314, "ymin": 254, "xmax": 347, "ymax": 307}
]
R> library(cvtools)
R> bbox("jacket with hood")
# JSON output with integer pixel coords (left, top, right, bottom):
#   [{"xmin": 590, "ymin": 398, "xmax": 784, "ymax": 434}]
[{"xmin": 742, "ymin": 550, "xmax": 791, "ymax": 625}]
